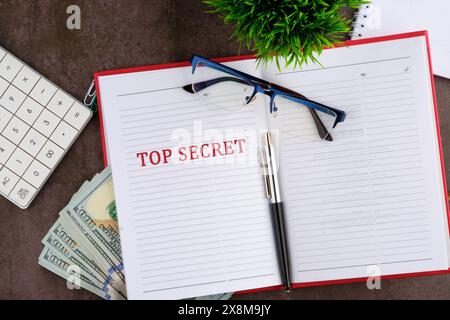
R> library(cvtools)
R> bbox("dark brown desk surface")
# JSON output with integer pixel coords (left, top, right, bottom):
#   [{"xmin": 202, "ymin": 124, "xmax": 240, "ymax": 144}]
[{"xmin": 0, "ymin": 0, "xmax": 449, "ymax": 300}]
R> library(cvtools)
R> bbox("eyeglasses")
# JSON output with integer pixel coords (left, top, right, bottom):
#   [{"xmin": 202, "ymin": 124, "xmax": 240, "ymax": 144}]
[{"xmin": 183, "ymin": 55, "xmax": 346, "ymax": 142}]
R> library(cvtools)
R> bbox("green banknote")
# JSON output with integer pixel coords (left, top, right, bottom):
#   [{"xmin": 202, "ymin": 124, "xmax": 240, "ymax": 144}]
[
  {"xmin": 39, "ymin": 247, "xmax": 124, "ymax": 300},
  {"xmin": 42, "ymin": 218, "xmax": 126, "ymax": 297}
]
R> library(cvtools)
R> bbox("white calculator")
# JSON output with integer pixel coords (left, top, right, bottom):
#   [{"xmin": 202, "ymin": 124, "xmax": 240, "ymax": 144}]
[{"xmin": 0, "ymin": 45, "xmax": 92, "ymax": 209}]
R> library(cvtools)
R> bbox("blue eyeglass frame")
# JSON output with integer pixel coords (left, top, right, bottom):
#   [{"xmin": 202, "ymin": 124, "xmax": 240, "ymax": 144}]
[{"xmin": 187, "ymin": 55, "xmax": 347, "ymax": 129}]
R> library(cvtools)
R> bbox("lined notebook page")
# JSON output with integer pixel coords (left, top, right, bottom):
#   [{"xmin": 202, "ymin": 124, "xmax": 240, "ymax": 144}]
[
  {"xmin": 97, "ymin": 60, "xmax": 281, "ymax": 300},
  {"xmin": 263, "ymin": 35, "xmax": 449, "ymax": 283}
]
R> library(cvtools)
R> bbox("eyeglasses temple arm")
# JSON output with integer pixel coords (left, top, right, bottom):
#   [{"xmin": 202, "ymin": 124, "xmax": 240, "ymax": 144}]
[{"xmin": 271, "ymin": 84, "xmax": 333, "ymax": 141}]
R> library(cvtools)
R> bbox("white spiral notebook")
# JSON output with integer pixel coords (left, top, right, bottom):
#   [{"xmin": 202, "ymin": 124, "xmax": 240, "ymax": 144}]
[
  {"xmin": 351, "ymin": 0, "xmax": 450, "ymax": 79},
  {"xmin": 95, "ymin": 31, "xmax": 450, "ymax": 300}
]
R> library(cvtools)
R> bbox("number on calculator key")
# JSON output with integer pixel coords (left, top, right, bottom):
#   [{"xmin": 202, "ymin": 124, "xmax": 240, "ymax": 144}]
[
  {"xmin": 2, "ymin": 116, "xmax": 30, "ymax": 145},
  {"xmin": 0, "ymin": 135, "xmax": 15, "ymax": 165},
  {"xmin": 23, "ymin": 160, "xmax": 51, "ymax": 189},
  {"xmin": 34, "ymin": 109, "xmax": 60, "ymax": 137},
  {"xmin": 0, "ymin": 85, "xmax": 26, "ymax": 113},
  {"xmin": 6, "ymin": 148, "xmax": 33, "ymax": 176},
  {"xmin": 19, "ymin": 128, "xmax": 47, "ymax": 157},
  {"xmin": 37, "ymin": 140, "xmax": 64, "ymax": 169},
  {"xmin": 16, "ymin": 97, "xmax": 44, "ymax": 126}
]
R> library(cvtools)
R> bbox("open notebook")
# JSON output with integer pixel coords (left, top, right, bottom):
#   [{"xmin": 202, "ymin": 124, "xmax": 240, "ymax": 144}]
[
  {"xmin": 351, "ymin": 0, "xmax": 450, "ymax": 79},
  {"xmin": 95, "ymin": 31, "xmax": 450, "ymax": 300}
]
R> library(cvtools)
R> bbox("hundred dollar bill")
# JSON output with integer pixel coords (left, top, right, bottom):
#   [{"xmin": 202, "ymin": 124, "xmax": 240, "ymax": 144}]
[
  {"xmin": 58, "ymin": 195, "xmax": 125, "ymax": 287},
  {"xmin": 74, "ymin": 168, "xmax": 121, "ymax": 251},
  {"xmin": 53, "ymin": 181, "xmax": 125, "ymax": 290},
  {"xmin": 41, "ymin": 244, "xmax": 123, "ymax": 299},
  {"xmin": 39, "ymin": 247, "xmax": 124, "ymax": 300},
  {"xmin": 63, "ymin": 170, "xmax": 125, "ymax": 280},
  {"xmin": 59, "ymin": 210, "xmax": 125, "ymax": 285},
  {"xmin": 43, "ymin": 218, "xmax": 126, "ymax": 297},
  {"xmin": 84, "ymin": 173, "xmax": 120, "ymax": 247}
]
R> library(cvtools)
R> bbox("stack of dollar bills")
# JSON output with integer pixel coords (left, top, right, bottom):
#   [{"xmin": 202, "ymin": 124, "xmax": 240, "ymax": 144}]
[{"xmin": 38, "ymin": 167, "xmax": 232, "ymax": 300}]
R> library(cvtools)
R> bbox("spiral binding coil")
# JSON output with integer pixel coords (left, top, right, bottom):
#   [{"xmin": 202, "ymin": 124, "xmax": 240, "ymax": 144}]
[{"xmin": 350, "ymin": 4, "xmax": 372, "ymax": 40}]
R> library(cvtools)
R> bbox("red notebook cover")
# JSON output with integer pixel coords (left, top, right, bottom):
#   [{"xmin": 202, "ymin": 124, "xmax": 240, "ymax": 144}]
[{"xmin": 94, "ymin": 30, "xmax": 450, "ymax": 295}]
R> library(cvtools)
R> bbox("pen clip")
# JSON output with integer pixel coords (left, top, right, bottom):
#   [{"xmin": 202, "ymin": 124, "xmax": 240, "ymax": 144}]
[{"xmin": 260, "ymin": 146, "xmax": 271, "ymax": 199}]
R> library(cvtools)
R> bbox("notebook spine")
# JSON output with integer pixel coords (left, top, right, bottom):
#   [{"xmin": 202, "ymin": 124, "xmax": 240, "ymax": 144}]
[{"xmin": 350, "ymin": 4, "xmax": 372, "ymax": 40}]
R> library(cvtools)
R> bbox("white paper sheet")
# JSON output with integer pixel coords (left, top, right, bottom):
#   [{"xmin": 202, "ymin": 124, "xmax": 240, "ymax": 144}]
[
  {"xmin": 97, "ymin": 60, "xmax": 281, "ymax": 300},
  {"xmin": 263, "ymin": 35, "xmax": 449, "ymax": 283}
]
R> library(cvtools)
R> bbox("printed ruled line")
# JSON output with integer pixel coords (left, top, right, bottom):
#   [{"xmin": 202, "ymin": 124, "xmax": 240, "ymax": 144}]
[
  {"xmin": 289, "ymin": 180, "xmax": 424, "ymax": 201},
  {"xmin": 142, "ymin": 280, "xmax": 226, "ymax": 293},
  {"xmin": 296, "ymin": 245, "xmax": 430, "ymax": 260},
  {"xmin": 134, "ymin": 207, "xmax": 267, "ymax": 228},
  {"xmin": 294, "ymin": 217, "xmax": 428, "ymax": 233},
  {"xmin": 139, "ymin": 245, "xmax": 272, "ymax": 267},
  {"xmin": 228, "ymin": 273, "xmax": 275, "ymax": 281},
  {"xmin": 119, "ymin": 99, "xmax": 198, "ymax": 115},
  {"xmin": 296, "ymin": 258, "xmax": 432, "ymax": 273},
  {"xmin": 135, "ymin": 220, "xmax": 269, "ymax": 242},
  {"xmin": 292, "ymin": 211, "xmax": 426, "ymax": 228},
  {"xmin": 275, "ymin": 56, "xmax": 410, "ymax": 75},
  {"xmin": 290, "ymin": 204, "xmax": 426, "ymax": 221},
  {"xmin": 130, "ymin": 189, "xmax": 262, "ymax": 205},
  {"xmin": 135, "ymin": 213, "xmax": 268, "ymax": 235},
  {"xmin": 137, "ymin": 233, "xmax": 270, "ymax": 256},
  {"xmin": 133, "ymin": 201, "xmax": 266, "ymax": 220},
  {"xmin": 117, "ymin": 86, "xmax": 181, "ymax": 97},
  {"xmin": 288, "ymin": 197, "xmax": 428, "ymax": 215},
  {"xmin": 136, "ymin": 226, "xmax": 269, "ymax": 248}
]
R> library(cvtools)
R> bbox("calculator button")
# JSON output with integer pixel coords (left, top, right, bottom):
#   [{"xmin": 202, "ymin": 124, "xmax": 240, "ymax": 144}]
[
  {"xmin": 0, "ymin": 85, "xmax": 26, "ymax": 113},
  {"xmin": 34, "ymin": 109, "xmax": 60, "ymax": 137},
  {"xmin": 47, "ymin": 90, "xmax": 74, "ymax": 118},
  {"xmin": 23, "ymin": 160, "xmax": 51, "ymax": 188},
  {"xmin": 0, "ymin": 135, "xmax": 16, "ymax": 165},
  {"xmin": 64, "ymin": 102, "xmax": 92, "ymax": 130},
  {"xmin": 50, "ymin": 121, "xmax": 78, "ymax": 149},
  {"xmin": 2, "ymin": 116, "xmax": 30, "ymax": 145},
  {"xmin": 19, "ymin": 128, "xmax": 47, "ymax": 157},
  {"xmin": 6, "ymin": 148, "xmax": 33, "ymax": 176},
  {"xmin": 0, "ymin": 105, "xmax": 13, "ymax": 132},
  {"xmin": 0, "ymin": 167, "xmax": 20, "ymax": 195},
  {"xmin": 16, "ymin": 97, "xmax": 44, "ymax": 126},
  {"xmin": 0, "ymin": 77, "xmax": 9, "ymax": 97},
  {"xmin": 0, "ymin": 54, "xmax": 23, "ymax": 82},
  {"xmin": 37, "ymin": 140, "xmax": 64, "ymax": 169},
  {"xmin": 12, "ymin": 66, "xmax": 40, "ymax": 94},
  {"xmin": 9, "ymin": 179, "xmax": 36, "ymax": 208},
  {"xmin": 29, "ymin": 78, "xmax": 57, "ymax": 106}
]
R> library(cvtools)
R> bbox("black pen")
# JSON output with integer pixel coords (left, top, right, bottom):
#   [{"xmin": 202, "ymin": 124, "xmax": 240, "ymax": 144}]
[{"xmin": 261, "ymin": 132, "xmax": 292, "ymax": 292}]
